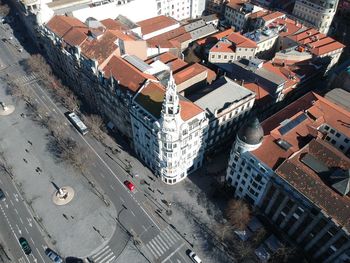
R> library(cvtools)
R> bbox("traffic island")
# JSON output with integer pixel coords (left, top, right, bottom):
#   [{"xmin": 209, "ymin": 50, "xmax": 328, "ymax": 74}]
[
  {"xmin": 52, "ymin": 186, "xmax": 75, "ymax": 206},
  {"xmin": 0, "ymin": 102, "xmax": 15, "ymax": 116}
]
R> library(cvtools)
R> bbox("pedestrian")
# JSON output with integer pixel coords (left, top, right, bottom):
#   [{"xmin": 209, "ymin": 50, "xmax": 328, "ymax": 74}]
[
  {"xmin": 20, "ymin": 113, "xmax": 24, "ymax": 118},
  {"xmin": 25, "ymin": 149, "xmax": 29, "ymax": 153},
  {"xmin": 23, "ymin": 158, "xmax": 27, "ymax": 163},
  {"xmin": 27, "ymin": 140, "xmax": 32, "ymax": 145},
  {"xmin": 62, "ymin": 214, "xmax": 68, "ymax": 220}
]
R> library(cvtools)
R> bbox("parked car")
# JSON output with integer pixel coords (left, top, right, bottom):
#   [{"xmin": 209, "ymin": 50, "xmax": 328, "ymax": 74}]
[
  {"xmin": 124, "ymin": 180, "xmax": 135, "ymax": 191},
  {"xmin": 0, "ymin": 188, "xmax": 5, "ymax": 201},
  {"xmin": 19, "ymin": 237, "xmax": 31, "ymax": 255},
  {"xmin": 45, "ymin": 248, "xmax": 63, "ymax": 263},
  {"xmin": 187, "ymin": 249, "xmax": 202, "ymax": 263},
  {"xmin": 65, "ymin": 257, "xmax": 84, "ymax": 263}
]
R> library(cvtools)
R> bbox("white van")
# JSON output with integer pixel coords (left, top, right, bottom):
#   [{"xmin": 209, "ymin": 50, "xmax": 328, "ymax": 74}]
[{"xmin": 188, "ymin": 250, "xmax": 202, "ymax": 263}]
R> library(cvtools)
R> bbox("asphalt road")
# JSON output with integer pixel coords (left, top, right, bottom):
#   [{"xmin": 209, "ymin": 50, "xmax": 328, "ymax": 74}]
[{"xmin": 0, "ymin": 17, "xmax": 195, "ymax": 263}]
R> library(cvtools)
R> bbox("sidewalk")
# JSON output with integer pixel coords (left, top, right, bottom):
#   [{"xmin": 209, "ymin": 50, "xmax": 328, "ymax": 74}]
[{"xmin": 101, "ymin": 132, "xmax": 235, "ymax": 263}]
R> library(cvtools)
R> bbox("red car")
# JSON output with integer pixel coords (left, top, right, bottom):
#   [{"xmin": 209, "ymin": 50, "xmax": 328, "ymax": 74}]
[{"xmin": 124, "ymin": 180, "xmax": 135, "ymax": 191}]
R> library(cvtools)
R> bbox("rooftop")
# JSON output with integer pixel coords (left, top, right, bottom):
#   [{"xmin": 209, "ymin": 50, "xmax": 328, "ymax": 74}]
[
  {"xmin": 325, "ymin": 88, "xmax": 350, "ymax": 112},
  {"xmin": 137, "ymin": 15, "xmax": 179, "ymax": 36},
  {"xmin": 226, "ymin": 32, "xmax": 258, "ymax": 48},
  {"xmin": 229, "ymin": 59, "xmax": 286, "ymax": 93},
  {"xmin": 252, "ymin": 92, "xmax": 350, "ymax": 169},
  {"xmin": 196, "ymin": 28, "xmax": 234, "ymax": 46},
  {"xmin": 192, "ymin": 76, "xmax": 255, "ymax": 116},
  {"xmin": 134, "ymin": 81, "xmax": 204, "ymax": 121},
  {"xmin": 102, "ymin": 55, "xmax": 155, "ymax": 93},
  {"xmin": 276, "ymin": 138, "xmax": 350, "ymax": 231}
]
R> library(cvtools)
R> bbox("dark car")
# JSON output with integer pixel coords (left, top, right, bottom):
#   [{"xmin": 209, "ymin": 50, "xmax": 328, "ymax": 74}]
[
  {"xmin": 19, "ymin": 237, "xmax": 31, "ymax": 255},
  {"xmin": 0, "ymin": 188, "xmax": 5, "ymax": 200},
  {"xmin": 45, "ymin": 248, "xmax": 63, "ymax": 263},
  {"xmin": 65, "ymin": 257, "xmax": 84, "ymax": 263}
]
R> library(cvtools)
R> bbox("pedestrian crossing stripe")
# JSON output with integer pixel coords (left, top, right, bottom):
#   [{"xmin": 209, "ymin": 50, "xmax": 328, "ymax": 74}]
[
  {"xmin": 145, "ymin": 226, "xmax": 182, "ymax": 259},
  {"xmin": 90, "ymin": 245, "xmax": 116, "ymax": 263},
  {"xmin": 15, "ymin": 74, "xmax": 38, "ymax": 85}
]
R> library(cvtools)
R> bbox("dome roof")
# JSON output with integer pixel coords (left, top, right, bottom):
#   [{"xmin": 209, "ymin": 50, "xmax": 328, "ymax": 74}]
[{"xmin": 237, "ymin": 117, "xmax": 264, "ymax": 145}]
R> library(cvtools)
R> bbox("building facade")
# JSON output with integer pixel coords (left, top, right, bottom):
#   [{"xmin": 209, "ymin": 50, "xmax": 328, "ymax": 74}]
[
  {"xmin": 130, "ymin": 74, "xmax": 208, "ymax": 185},
  {"xmin": 226, "ymin": 92, "xmax": 350, "ymax": 261},
  {"xmin": 292, "ymin": 0, "xmax": 339, "ymax": 34},
  {"xmin": 192, "ymin": 77, "xmax": 256, "ymax": 152}
]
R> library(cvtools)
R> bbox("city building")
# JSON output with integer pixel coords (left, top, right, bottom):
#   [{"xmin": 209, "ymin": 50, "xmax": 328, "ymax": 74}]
[
  {"xmin": 244, "ymin": 26, "xmax": 279, "ymax": 57},
  {"xmin": 190, "ymin": 76, "xmax": 255, "ymax": 152},
  {"xmin": 224, "ymin": 0, "xmax": 263, "ymax": 32},
  {"xmin": 137, "ymin": 15, "xmax": 180, "ymax": 40},
  {"xmin": 292, "ymin": 0, "xmax": 339, "ymax": 34},
  {"xmin": 208, "ymin": 32, "xmax": 257, "ymax": 63},
  {"xmin": 145, "ymin": 18, "xmax": 218, "ymax": 57},
  {"xmin": 206, "ymin": 0, "xmax": 226, "ymax": 15},
  {"xmin": 226, "ymin": 92, "xmax": 350, "ymax": 261},
  {"xmin": 130, "ymin": 73, "xmax": 208, "ymax": 184},
  {"xmin": 222, "ymin": 58, "xmax": 291, "ymax": 103}
]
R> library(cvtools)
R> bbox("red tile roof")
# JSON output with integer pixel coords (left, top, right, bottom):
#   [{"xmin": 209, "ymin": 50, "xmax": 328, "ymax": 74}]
[
  {"xmin": 137, "ymin": 15, "xmax": 178, "ymax": 36},
  {"xmin": 135, "ymin": 81, "xmax": 204, "ymax": 121},
  {"xmin": 173, "ymin": 63, "xmax": 208, "ymax": 85},
  {"xmin": 46, "ymin": 15, "xmax": 86, "ymax": 39},
  {"xmin": 100, "ymin": 18, "xmax": 129, "ymax": 31},
  {"xmin": 276, "ymin": 139, "xmax": 350, "ymax": 231},
  {"xmin": 196, "ymin": 28, "xmax": 234, "ymax": 45},
  {"xmin": 226, "ymin": 32, "xmax": 257, "ymax": 48},
  {"xmin": 146, "ymin": 27, "xmax": 187, "ymax": 48},
  {"xmin": 210, "ymin": 42, "xmax": 235, "ymax": 53},
  {"xmin": 261, "ymin": 11, "xmax": 285, "ymax": 22},
  {"xmin": 252, "ymin": 92, "xmax": 350, "ymax": 169},
  {"xmin": 102, "ymin": 55, "xmax": 155, "ymax": 93}
]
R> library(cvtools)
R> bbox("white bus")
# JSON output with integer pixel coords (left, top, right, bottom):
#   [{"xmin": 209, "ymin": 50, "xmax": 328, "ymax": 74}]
[{"xmin": 66, "ymin": 112, "xmax": 89, "ymax": 135}]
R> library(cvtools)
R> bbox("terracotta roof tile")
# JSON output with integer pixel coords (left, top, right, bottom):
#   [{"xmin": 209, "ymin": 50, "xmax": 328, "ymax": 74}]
[
  {"xmin": 146, "ymin": 27, "xmax": 187, "ymax": 48},
  {"xmin": 261, "ymin": 11, "xmax": 285, "ymax": 22},
  {"xmin": 137, "ymin": 15, "xmax": 178, "ymax": 36},
  {"xmin": 46, "ymin": 15, "xmax": 86, "ymax": 38},
  {"xmin": 173, "ymin": 63, "xmax": 207, "ymax": 85},
  {"xmin": 135, "ymin": 81, "xmax": 203, "ymax": 121},
  {"xmin": 100, "ymin": 18, "xmax": 128, "ymax": 31},
  {"xmin": 196, "ymin": 28, "xmax": 234, "ymax": 45},
  {"xmin": 210, "ymin": 42, "xmax": 235, "ymax": 53},
  {"xmin": 102, "ymin": 55, "xmax": 155, "ymax": 93},
  {"xmin": 276, "ymin": 139, "xmax": 350, "ymax": 231},
  {"xmin": 226, "ymin": 32, "xmax": 257, "ymax": 48},
  {"xmin": 253, "ymin": 92, "xmax": 350, "ymax": 169}
]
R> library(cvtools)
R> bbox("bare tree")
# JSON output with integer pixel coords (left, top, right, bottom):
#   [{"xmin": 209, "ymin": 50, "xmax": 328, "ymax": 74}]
[
  {"xmin": 269, "ymin": 244, "xmax": 296, "ymax": 263},
  {"xmin": 0, "ymin": 2, "xmax": 10, "ymax": 16},
  {"xmin": 225, "ymin": 199, "xmax": 251, "ymax": 231},
  {"xmin": 6, "ymin": 80, "xmax": 32, "ymax": 103},
  {"xmin": 24, "ymin": 54, "xmax": 52, "ymax": 79},
  {"xmin": 47, "ymin": 118, "xmax": 65, "ymax": 138},
  {"xmin": 235, "ymin": 240, "xmax": 255, "ymax": 261},
  {"xmin": 83, "ymin": 114, "xmax": 105, "ymax": 140},
  {"xmin": 0, "ymin": 151, "xmax": 13, "ymax": 178},
  {"xmin": 252, "ymin": 227, "xmax": 266, "ymax": 246}
]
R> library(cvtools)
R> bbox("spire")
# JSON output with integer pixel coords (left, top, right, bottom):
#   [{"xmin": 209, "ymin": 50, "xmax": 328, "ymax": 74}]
[{"xmin": 162, "ymin": 71, "xmax": 180, "ymax": 116}]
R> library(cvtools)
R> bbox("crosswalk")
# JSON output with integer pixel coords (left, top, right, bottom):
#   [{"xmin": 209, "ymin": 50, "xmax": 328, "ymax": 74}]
[
  {"xmin": 145, "ymin": 225, "xmax": 182, "ymax": 259},
  {"xmin": 15, "ymin": 73, "xmax": 38, "ymax": 85},
  {"xmin": 89, "ymin": 245, "xmax": 116, "ymax": 263}
]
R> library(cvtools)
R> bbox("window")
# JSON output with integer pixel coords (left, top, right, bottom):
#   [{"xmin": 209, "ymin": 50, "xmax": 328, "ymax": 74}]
[
  {"xmin": 345, "ymin": 138, "xmax": 349, "ymax": 143},
  {"xmin": 331, "ymin": 139, "xmax": 336, "ymax": 145},
  {"xmin": 218, "ymin": 55, "xmax": 221, "ymax": 59},
  {"xmin": 340, "ymin": 145, "xmax": 345, "ymax": 150},
  {"xmin": 224, "ymin": 55, "xmax": 227, "ymax": 59},
  {"xmin": 330, "ymin": 129, "xmax": 335, "ymax": 134},
  {"xmin": 211, "ymin": 54, "xmax": 215, "ymax": 59},
  {"xmin": 335, "ymin": 132, "xmax": 341, "ymax": 138}
]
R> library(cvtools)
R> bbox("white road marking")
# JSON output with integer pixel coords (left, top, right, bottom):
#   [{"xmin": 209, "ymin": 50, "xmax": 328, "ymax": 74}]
[
  {"xmin": 19, "ymin": 217, "xmax": 23, "ymax": 224},
  {"xmin": 25, "ymin": 227, "xmax": 29, "ymax": 234},
  {"xmin": 130, "ymin": 210, "xmax": 135, "ymax": 217},
  {"xmin": 119, "ymin": 197, "xmax": 124, "ymax": 203},
  {"xmin": 30, "ymin": 237, "xmax": 34, "ymax": 244},
  {"xmin": 14, "ymin": 208, "xmax": 19, "ymax": 214},
  {"xmin": 161, "ymin": 243, "xmax": 185, "ymax": 263},
  {"xmin": 9, "ymin": 199, "xmax": 14, "ymax": 206},
  {"xmin": 15, "ymin": 224, "xmax": 22, "ymax": 234},
  {"xmin": 30, "ymin": 78, "xmax": 161, "ymax": 230},
  {"xmin": 36, "ymin": 247, "xmax": 46, "ymax": 263}
]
